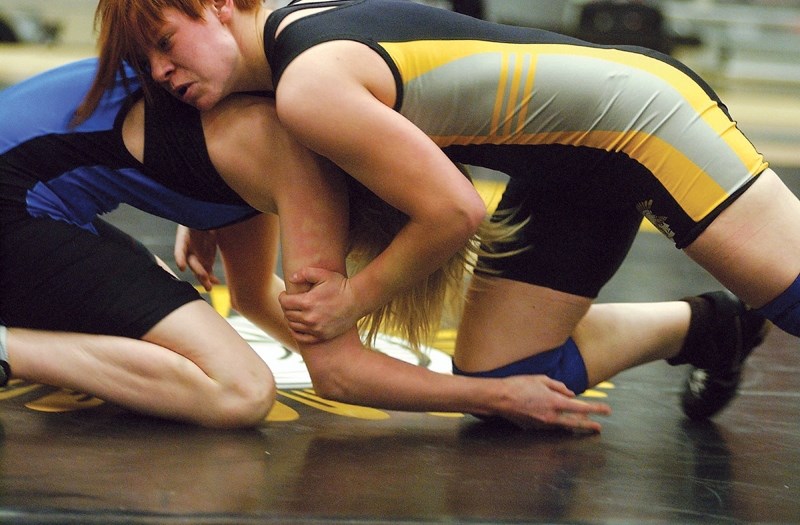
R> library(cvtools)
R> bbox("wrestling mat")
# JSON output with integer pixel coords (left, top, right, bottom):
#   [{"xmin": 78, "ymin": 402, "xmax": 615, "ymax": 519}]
[{"xmin": 1, "ymin": 303, "xmax": 798, "ymax": 524}]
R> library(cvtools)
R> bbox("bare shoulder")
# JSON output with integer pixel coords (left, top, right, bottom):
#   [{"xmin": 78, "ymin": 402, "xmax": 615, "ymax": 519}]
[{"xmin": 275, "ymin": 40, "xmax": 397, "ymax": 124}]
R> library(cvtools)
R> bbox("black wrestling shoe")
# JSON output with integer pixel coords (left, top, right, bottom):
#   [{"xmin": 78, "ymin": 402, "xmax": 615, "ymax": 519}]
[{"xmin": 679, "ymin": 291, "xmax": 770, "ymax": 421}]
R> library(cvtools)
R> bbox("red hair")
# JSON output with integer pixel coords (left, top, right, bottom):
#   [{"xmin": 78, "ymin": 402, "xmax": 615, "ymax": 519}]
[{"xmin": 75, "ymin": 0, "xmax": 260, "ymax": 124}]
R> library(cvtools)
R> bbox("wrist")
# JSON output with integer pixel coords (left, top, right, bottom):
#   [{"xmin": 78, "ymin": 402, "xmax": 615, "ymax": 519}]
[
  {"xmin": 349, "ymin": 272, "xmax": 389, "ymax": 318},
  {"xmin": 459, "ymin": 375, "xmax": 509, "ymax": 418}
]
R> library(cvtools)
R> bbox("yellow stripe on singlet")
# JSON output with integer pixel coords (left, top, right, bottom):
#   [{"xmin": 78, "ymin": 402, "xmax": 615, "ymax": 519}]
[
  {"xmin": 490, "ymin": 53, "xmax": 511, "ymax": 137},
  {"xmin": 385, "ymin": 40, "xmax": 761, "ymax": 171},
  {"xmin": 382, "ymin": 40, "xmax": 767, "ymax": 222}
]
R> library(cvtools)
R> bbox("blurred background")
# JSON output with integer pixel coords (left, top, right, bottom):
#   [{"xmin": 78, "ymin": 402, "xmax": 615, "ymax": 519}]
[{"xmin": 2, "ymin": 0, "xmax": 800, "ymax": 91}]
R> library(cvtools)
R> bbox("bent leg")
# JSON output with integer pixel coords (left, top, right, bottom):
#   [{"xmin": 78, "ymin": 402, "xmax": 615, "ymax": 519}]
[
  {"xmin": 453, "ymin": 162, "xmax": 691, "ymax": 391},
  {"xmin": 6, "ymin": 301, "xmax": 274, "ymax": 428},
  {"xmin": 685, "ymin": 168, "xmax": 800, "ymax": 310},
  {"xmin": 1, "ymin": 217, "xmax": 274, "ymax": 427},
  {"xmin": 142, "ymin": 300, "xmax": 275, "ymax": 426},
  {"xmin": 454, "ymin": 277, "xmax": 691, "ymax": 391},
  {"xmin": 455, "ymin": 275, "xmax": 767, "ymax": 425},
  {"xmin": 454, "ymin": 278, "xmax": 591, "ymax": 373}
]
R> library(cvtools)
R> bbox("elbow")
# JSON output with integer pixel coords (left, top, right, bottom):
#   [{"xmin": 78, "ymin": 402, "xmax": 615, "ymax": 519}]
[
  {"xmin": 465, "ymin": 197, "xmax": 487, "ymax": 233},
  {"xmin": 447, "ymin": 195, "xmax": 486, "ymax": 241},
  {"xmin": 305, "ymin": 359, "xmax": 351, "ymax": 402}
]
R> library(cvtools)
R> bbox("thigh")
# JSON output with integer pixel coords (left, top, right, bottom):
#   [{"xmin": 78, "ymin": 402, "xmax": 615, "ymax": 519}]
[
  {"xmin": 142, "ymin": 299, "xmax": 272, "ymax": 389},
  {"xmin": 685, "ymin": 168, "xmax": 800, "ymax": 308},
  {"xmin": 454, "ymin": 277, "xmax": 592, "ymax": 371},
  {"xmin": 0, "ymin": 217, "xmax": 200, "ymax": 338}
]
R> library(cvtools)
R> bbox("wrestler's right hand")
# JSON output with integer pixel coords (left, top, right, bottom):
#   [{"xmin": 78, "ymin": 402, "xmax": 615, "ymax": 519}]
[{"xmin": 496, "ymin": 375, "xmax": 611, "ymax": 433}]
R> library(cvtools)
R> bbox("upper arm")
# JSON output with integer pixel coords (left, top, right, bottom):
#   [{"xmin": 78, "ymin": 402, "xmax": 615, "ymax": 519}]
[
  {"xmin": 202, "ymin": 95, "xmax": 283, "ymax": 212},
  {"xmin": 200, "ymin": 91, "xmax": 351, "ymax": 291},
  {"xmin": 276, "ymin": 42, "xmax": 485, "ymax": 228},
  {"xmin": 121, "ymin": 99, "xmax": 145, "ymax": 163},
  {"xmin": 274, "ymin": 156, "xmax": 351, "ymax": 294}
]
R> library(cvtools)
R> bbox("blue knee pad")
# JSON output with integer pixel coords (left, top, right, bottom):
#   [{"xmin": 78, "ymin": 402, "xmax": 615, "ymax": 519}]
[
  {"xmin": 452, "ymin": 337, "xmax": 589, "ymax": 394},
  {"xmin": 756, "ymin": 273, "xmax": 800, "ymax": 336}
]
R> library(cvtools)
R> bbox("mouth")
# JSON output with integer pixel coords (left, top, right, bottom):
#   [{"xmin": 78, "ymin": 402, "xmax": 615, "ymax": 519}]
[{"xmin": 171, "ymin": 82, "xmax": 192, "ymax": 101}]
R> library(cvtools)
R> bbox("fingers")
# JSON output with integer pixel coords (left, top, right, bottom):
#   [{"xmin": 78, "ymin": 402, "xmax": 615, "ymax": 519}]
[
  {"xmin": 187, "ymin": 254, "xmax": 219, "ymax": 291},
  {"xmin": 551, "ymin": 411, "xmax": 604, "ymax": 434},
  {"xmin": 542, "ymin": 376, "xmax": 576, "ymax": 398},
  {"xmin": 174, "ymin": 242, "xmax": 188, "ymax": 271},
  {"xmin": 288, "ymin": 266, "xmax": 330, "ymax": 285},
  {"xmin": 551, "ymin": 398, "xmax": 611, "ymax": 432},
  {"xmin": 514, "ymin": 403, "xmax": 609, "ymax": 434},
  {"xmin": 285, "ymin": 320, "xmax": 325, "ymax": 344},
  {"xmin": 278, "ymin": 290, "xmax": 303, "ymax": 312},
  {"xmin": 283, "ymin": 314, "xmax": 327, "ymax": 343},
  {"xmin": 502, "ymin": 375, "xmax": 612, "ymax": 433},
  {"xmin": 174, "ymin": 226, "xmax": 188, "ymax": 269},
  {"xmin": 509, "ymin": 411, "xmax": 604, "ymax": 434},
  {"xmin": 175, "ymin": 252, "xmax": 187, "ymax": 272},
  {"xmin": 543, "ymin": 376, "xmax": 611, "ymax": 418},
  {"xmin": 545, "ymin": 387, "xmax": 612, "ymax": 433},
  {"xmin": 278, "ymin": 292, "xmax": 323, "ymax": 342},
  {"xmin": 562, "ymin": 397, "xmax": 612, "ymax": 416}
]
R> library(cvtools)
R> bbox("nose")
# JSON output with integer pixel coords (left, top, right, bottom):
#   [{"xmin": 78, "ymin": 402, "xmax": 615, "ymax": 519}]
[{"xmin": 148, "ymin": 52, "xmax": 174, "ymax": 83}]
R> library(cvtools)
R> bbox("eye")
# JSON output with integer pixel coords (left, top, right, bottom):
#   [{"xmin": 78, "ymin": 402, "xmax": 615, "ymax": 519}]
[{"xmin": 156, "ymin": 34, "xmax": 172, "ymax": 52}]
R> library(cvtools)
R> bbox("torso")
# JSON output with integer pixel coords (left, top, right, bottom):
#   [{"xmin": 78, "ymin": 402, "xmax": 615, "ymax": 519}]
[
  {"xmin": 264, "ymin": 0, "xmax": 767, "ymax": 224},
  {"xmin": 0, "ymin": 58, "xmax": 258, "ymax": 231}
]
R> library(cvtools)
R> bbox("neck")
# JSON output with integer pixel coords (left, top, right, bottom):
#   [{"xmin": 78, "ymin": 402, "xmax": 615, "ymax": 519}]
[{"xmin": 232, "ymin": 7, "xmax": 274, "ymax": 92}]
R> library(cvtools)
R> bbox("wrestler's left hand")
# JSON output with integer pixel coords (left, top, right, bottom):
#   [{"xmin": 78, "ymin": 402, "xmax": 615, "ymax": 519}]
[
  {"xmin": 174, "ymin": 225, "xmax": 220, "ymax": 291},
  {"xmin": 278, "ymin": 266, "xmax": 360, "ymax": 344}
]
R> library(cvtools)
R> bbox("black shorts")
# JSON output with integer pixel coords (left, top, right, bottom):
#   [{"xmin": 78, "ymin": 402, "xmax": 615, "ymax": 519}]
[
  {"xmin": 0, "ymin": 217, "xmax": 201, "ymax": 338},
  {"xmin": 473, "ymin": 144, "xmax": 759, "ymax": 298}
]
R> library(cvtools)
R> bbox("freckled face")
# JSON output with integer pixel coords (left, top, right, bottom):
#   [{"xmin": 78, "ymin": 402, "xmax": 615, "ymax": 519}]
[{"xmin": 147, "ymin": 6, "xmax": 240, "ymax": 111}]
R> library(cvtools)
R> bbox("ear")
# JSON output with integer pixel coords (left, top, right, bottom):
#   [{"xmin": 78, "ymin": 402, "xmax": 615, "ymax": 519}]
[{"xmin": 212, "ymin": 0, "xmax": 234, "ymax": 22}]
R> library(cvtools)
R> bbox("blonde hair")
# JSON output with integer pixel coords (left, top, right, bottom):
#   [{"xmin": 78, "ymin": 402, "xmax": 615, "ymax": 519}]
[
  {"xmin": 347, "ymin": 165, "xmax": 524, "ymax": 360},
  {"xmin": 76, "ymin": 0, "xmax": 261, "ymax": 124}
]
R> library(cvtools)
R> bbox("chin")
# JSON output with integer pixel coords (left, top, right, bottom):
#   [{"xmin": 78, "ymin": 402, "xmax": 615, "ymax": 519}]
[{"xmin": 194, "ymin": 93, "xmax": 225, "ymax": 111}]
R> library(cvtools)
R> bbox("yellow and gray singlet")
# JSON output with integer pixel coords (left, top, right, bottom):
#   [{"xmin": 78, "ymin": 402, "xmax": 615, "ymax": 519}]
[{"xmin": 265, "ymin": 0, "xmax": 768, "ymax": 290}]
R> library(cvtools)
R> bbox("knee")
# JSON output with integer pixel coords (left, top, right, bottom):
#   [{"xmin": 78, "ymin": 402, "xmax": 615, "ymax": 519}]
[
  {"xmin": 757, "ymin": 274, "xmax": 800, "ymax": 337},
  {"xmin": 202, "ymin": 367, "xmax": 277, "ymax": 429}
]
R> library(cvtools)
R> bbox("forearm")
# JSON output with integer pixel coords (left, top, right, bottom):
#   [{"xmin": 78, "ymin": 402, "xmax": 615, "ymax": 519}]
[
  {"xmin": 233, "ymin": 275, "xmax": 298, "ymax": 352},
  {"xmin": 302, "ymin": 330, "xmax": 505, "ymax": 416},
  {"xmin": 214, "ymin": 214, "xmax": 297, "ymax": 350},
  {"xmin": 350, "ymin": 213, "xmax": 481, "ymax": 318}
]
